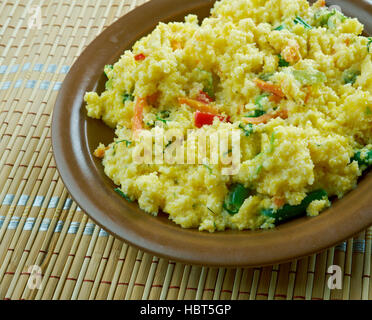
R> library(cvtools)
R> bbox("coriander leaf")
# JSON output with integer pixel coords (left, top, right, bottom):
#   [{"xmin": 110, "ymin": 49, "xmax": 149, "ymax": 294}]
[
  {"xmin": 278, "ymin": 54, "xmax": 290, "ymax": 67},
  {"xmin": 239, "ymin": 123, "xmax": 254, "ymax": 137},
  {"xmin": 122, "ymin": 93, "xmax": 134, "ymax": 103},
  {"xmin": 343, "ymin": 69, "xmax": 360, "ymax": 85}
]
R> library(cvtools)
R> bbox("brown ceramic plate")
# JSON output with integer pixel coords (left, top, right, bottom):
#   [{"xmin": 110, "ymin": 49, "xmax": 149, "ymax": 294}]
[{"xmin": 52, "ymin": 0, "xmax": 372, "ymax": 267}]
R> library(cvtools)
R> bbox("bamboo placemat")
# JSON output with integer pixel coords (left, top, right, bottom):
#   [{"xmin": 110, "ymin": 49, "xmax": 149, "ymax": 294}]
[{"xmin": 0, "ymin": 0, "xmax": 371, "ymax": 300}]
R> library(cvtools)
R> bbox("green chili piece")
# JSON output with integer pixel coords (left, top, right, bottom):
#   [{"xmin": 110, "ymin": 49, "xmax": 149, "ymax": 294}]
[
  {"xmin": 351, "ymin": 149, "xmax": 372, "ymax": 169},
  {"xmin": 223, "ymin": 184, "xmax": 251, "ymax": 215},
  {"xmin": 261, "ymin": 189, "xmax": 328, "ymax": 224}
]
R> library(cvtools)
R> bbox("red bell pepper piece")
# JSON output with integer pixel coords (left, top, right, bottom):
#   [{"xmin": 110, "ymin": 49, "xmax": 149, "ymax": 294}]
[
  {"xmin": 134, "ymin": 53, "xmax": 146, "ymax": 61},
  {"xmin": 196, "ymin": 90, "xmax": 214, "ymax": 104},
  {"xmin": 194, "ymin": 111, "xmax": 229, "ymax": 128}
]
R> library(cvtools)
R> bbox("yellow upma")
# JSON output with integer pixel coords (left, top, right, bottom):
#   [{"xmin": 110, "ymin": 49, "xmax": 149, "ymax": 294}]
[{"xmin": 85, "ymin": 0, "xmax": 372, "ymax": 232}]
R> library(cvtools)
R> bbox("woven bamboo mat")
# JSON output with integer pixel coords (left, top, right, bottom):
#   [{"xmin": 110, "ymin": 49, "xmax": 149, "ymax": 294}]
[{"xmin": 0, "ymin": 0, "xmax": 371, "ymax": 300}]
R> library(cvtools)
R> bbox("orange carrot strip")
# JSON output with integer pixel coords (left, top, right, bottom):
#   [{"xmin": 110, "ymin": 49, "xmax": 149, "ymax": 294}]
[
  {"xmin": 178, "ymin": 97, "xmax": 219, "ymax": 114},
  {"xmin": 132, "ymin": 97, "xmax": 146, "ymax": 134},
  {"xmin": 147, "ymin": 92, "xmax": 159, "ymax": 106},
  {"xmin": 304, "ymin": 86, "xmax": 312, "ymax": 104},
  {"xmin": 171, "ymin": 40, "xmax": 182, "ymax": 50},
  {"xmin": 269, "ymin": 94, "xmax": 283, "ymax": 104},
  {"xmin": 253, "ymin": 79, "xmax": 285, "ymax": 98},
  {"xmin": 93, "ymin": 146, "xmax": 109, "ymax": 159},
  {"xmin": 315, "ymin": 0, "xmax": 326, "ymax": 7},
  {"xmin": 273, "ymin": 197, "xmax": 285, "ymax": 208},
  {"xmin": 243, "ymin": 109, "xmax": 288, "ymax": 125},
  {"xmin": 282, "ymin": 42, "xmax": 301, "ymax": 64}
]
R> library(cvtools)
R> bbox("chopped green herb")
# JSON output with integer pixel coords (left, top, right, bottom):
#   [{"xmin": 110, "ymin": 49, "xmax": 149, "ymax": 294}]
[
  {"xmin": 269, "ymin": 131, "xmax": 276, "ymax": 153},
  {"xmin": 239, "ymin": 123, "xmax": 254, "ymax": 137},
  {"xmin": 122, "ymin": 93, "xmax": 134, "ymax": 103},
  {"xmin": 368, "ymin": 38, "xmax": 372, "ymax": 53},
  {"xmin": 160, "ymin": 110, "xmax": 170, "ymax": 118},
  {"xmin": 278, "ymin": 54, "xmax": 290, "ymax": 67},
  {"xmin": 156, "ymin": 117, "xmax": 168, "ymax": 124},
  {"xmin": 366, "ymin": 107, "xmax": 372, "ymax": 115},
  {"xmin": 156, "ymin": 110, "xmax": 171, "ymax": 124},
  {"xmin": 115, "ymin": 139, "xmax": 132, "ymax": 147},
  {"xmin": 245, "ymin": 110, "xmax": 266, "ymax": 118},
  {"xmin": 105, "ymin": 79, "xmax": 112, "ymax": 90},
  {"xmin": 314, "ymin": 9, "xmax": 336, "ymax": 27},
  {"xmin": 223, "ymin": 184, "xmax": 251, "ymax": 215},
  {"xmin": 274, "ymin": 24, "xmax": 285, "ymax": 31},
  {"xmin": 114, "ymin": 188, "xmax": 133, "ymax": 202},
  {"xmin": 202, "ymin": 164, "xmax": 213, "ymax": 174},
  {"xmin": 255, "ymin": 164, "xmax": 263, "ymax": 176},
  {"xmin": 293, "ymin": 70, "xmax": 326, "ymax": 85},
  {"xmin": 343, "ymin": 69, "xmax": 360, "ymax": 85},
  {"xmin": 104, "ymin": 64, "xmax": 113, "ymax": 77},
  {"xmin": 258, "ymin": 72, "xmax": 274, "ymax": 81},
  {"xmin": 195, "ymin": 68, "xmax": 215, "ymax": 99},
  {"xmin": 207, "ymin": 207, "xmax": 216, "ymax": 214},
  {"xmin": 255, "ymin": 93, "xmax": 269, "ymax": 109},
  {"xmin": 294, "ymin": 16, "xmax": 312, "ymax": 29},
  {"xmin": 338, "ymin": 11, "xmax": 347, "ymax": 22}
]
